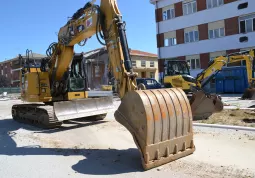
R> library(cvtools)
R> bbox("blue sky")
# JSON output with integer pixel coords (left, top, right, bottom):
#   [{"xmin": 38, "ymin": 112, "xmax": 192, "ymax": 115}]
[{"xmin": 0, "ymin": 0, "xmax": 157, "ymax": 61}]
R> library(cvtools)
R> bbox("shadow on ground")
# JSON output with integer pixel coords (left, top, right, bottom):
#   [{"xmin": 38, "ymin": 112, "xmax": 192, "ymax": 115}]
[
  {"xmin": 243, "ymin": 118, "xmax": 255, "ymax": 123},
  {"xmin": 0, "ymin": 118, "xmax": 143, "ymax": 175}
]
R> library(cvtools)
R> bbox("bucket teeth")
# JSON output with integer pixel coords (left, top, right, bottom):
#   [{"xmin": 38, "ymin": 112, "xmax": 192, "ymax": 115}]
[{"xmin": 114, "ymin": 88, "xmax": 195, "ymax": 170}]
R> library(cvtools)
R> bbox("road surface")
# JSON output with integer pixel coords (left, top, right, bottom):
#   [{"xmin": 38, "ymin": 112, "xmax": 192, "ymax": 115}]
[{"xmin": 0, "ymin": 99, "xmax": 254, "ymax": 178}]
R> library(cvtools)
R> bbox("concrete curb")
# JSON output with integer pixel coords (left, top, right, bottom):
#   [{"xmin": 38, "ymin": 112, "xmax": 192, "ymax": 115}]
[
  {"xmin": 224, "ymin": 107, "xmax": 255, "ymax": 110},
  {"xmin": 193, "ymin": 123, "xmax": 255, "ymax": 132}
]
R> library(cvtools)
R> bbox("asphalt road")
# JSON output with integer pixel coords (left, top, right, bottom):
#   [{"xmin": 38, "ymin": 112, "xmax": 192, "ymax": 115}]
[{"xmin": 0, "ymin": 99, "xmax": 255, "ymax": 178}]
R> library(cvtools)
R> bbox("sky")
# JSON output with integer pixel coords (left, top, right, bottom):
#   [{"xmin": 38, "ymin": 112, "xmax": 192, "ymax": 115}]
[{"xmin": 0, "ymin": 0, "xmax": 157, "ymax": 61}]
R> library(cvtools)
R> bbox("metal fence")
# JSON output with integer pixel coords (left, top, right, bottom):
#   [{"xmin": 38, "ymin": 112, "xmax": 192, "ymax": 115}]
[{"xmin": 0, "ymin": 87, "xmax": 20, "ymax": 94}]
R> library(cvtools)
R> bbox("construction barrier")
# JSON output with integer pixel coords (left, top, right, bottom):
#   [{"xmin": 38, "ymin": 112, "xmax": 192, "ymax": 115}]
[{"xmin": 0, "ymin": 87, "xmax": 20, "ymax": 94}]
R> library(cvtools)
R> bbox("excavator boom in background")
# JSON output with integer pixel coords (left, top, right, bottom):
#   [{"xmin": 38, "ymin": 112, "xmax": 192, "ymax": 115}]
[
  {"xmin": 196, "ymin": 49, "xmax": 255, "ymax": 99},
  {"xmin": 12, "ymin": 0, "xmax": 195, "ymax": 170},
  {"xmin": 196, "ymin": 50, "xmax": 255, "ymax": 89}
]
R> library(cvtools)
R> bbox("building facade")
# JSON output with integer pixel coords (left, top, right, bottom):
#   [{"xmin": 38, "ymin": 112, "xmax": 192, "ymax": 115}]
[
  {"xmin": 0, "ymin": 48, "xmax": 158, "ymax": 88},
  {"xmin": 151, "ymin": 0, "xmax": 255, "ymax": 81},
  {"xmin": 130, "ymin": 50, "xmax": 159, "ymax": 80},
  {"xmin": 0, "ymin": 53, "xmax": 46, "ymax": 87},
  {"xmin": 82, "ymin": 47, "xmax": 159, "ymax": 90}
]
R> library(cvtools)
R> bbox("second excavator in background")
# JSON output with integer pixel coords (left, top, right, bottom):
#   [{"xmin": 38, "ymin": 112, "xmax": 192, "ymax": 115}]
[{"xmin": 163, "ymin": 49, "xmax": 255, "ymax": 119}]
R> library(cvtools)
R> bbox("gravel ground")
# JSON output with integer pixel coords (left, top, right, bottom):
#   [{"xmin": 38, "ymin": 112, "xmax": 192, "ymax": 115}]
[
  {"xmin": 0, "ymin": 99, "xmax": 255, "ymax": 178},
  {"xmin": 195, "ymin": 109, "xmax": 255, "ymax": 127},
  {"xmin": 221, "ymin": 95, "xmax": 255, "ymax": 109}
]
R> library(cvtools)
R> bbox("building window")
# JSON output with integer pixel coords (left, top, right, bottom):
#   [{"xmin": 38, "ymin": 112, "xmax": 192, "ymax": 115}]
[
  {"xmin": 163, "ymin": 8, "xmax": 175, "ymax": 20},
  {"xmin": 210, "ymin": 57, "xmax": 216, "ymax": 62},
  {"xmin": 183, "ymin": 1, "xmax": 197, "ymax": 15},
  {"xmin": 141, "ymin": 60, "xmax": 146, "ymax": 67},
  {"xmin": 207, "ymin": 0, "xmax": 224, "ymax": 9},
  {"xmin": 132, "ymin": 60, "xmax": 136, "ymax": 67},
  {"xmin": 239, "ymin": 14, "xmax": 255, "ymax": 33},
  {"xmin": 209, "ymin": 28, "xmax": 225, "ymax": 39},
  {"xmin": 150, "ymin": 61, "xmax": 155, "ymax": 67},
  {"xmin": 164, "ymin": 38, "xmax": 177, "ymax": 47},
  {"xmin": 238, "ymin": 2, "xmax": 248, "ymax": 10},
  {"xmin": 6, "ymin": 74, "xmax": 7, "ymax": 77},
  {"xmin": 1, "ymin": 70, "xmax": 3, "ymax": 75},
  {"xmin": 185, "ymin": 31, "xmax": 199, "ymax": 43},
  {"xmin": 150, "ymin": 72, "xmax": 155, "ymax": 78},
  {"xmin": 186, "ymin": 59, "xmax": 200, "ymax": 69}
]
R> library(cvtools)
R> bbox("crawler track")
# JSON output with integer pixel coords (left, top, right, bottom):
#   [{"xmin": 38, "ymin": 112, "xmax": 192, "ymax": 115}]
[{"xmin": 12, "ymin": 104, "xmax": 62, "ymax": 129}]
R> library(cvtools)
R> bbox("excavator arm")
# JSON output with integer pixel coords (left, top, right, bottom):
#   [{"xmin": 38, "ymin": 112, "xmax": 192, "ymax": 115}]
[
  {"xmin": 42, "ymin": 0, "xmax": 196, "ymax": 170},
  {"xmin": 196, "ymin": 50, "xmax": 255, "ymax": 89}
]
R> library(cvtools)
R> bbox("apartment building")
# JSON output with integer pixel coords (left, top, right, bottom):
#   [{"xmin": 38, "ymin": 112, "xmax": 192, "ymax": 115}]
[
  {"xmin": 0, "ymin": 53, "xmax": 46, "ymax": 87},
  {"xmin": 130, "ymin": 50, "xmax": 159, "ymax": 80},
  {"xmin": 150, "ymin": 0, "xmax": 255, "ymax": 81}
]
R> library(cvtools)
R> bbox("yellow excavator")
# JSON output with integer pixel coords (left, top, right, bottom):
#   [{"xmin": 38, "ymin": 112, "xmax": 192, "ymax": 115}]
[
  {"xmin": 11, "ymin": 0, "xmax": 226, "ymax": 170},
  {"xmin": 163, "ymin": 50, "xmax": 255, "ymax": 118},
  {"xmin": 164, "ymin": 50, "xmax": 254, "ymax": 90}
]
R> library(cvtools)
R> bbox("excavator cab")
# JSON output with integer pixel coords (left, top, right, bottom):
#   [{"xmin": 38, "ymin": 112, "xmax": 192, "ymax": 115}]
[{"xmin": 163, "ymin": 60, "xmax": 197, "ymax": 92}]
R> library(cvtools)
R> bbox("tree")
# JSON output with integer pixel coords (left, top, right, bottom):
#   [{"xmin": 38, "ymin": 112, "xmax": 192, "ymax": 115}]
[{"xmin": 0, "ymin": 75, "xmax": 11, "ymax": 87}]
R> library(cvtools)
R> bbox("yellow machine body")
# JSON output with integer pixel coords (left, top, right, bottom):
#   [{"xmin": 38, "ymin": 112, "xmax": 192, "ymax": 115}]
[
  {"xmin": 20, "ymin": 71, "xmax": 52, "ymax": 102},
  {"xmin": 164, "ymin": 75, "xmax": 196, "ymax": 91},
  {"xmin": 163, "ymin": 60, "xmax": 196, "ymax": 92},
  {"xmin": 12, "ymin": 0, "xmax": 198, "ymax": 170},
  {"xmin": 20, "ymin": 69, "xmax": 89, "ymax": 102}
]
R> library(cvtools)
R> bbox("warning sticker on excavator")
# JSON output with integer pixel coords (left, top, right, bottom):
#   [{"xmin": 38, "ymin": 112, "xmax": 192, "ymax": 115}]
[{"xmin": 86, "ymin": 17, "xmax": 92, "ymax": 28}]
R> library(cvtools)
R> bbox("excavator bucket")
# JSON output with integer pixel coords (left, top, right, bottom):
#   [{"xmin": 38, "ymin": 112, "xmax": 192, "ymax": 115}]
[
  {"xmin": 114, "ymin": 88, "xmax": 195, "ymax": 170},
  {"xmin": 54, "ymin": 96, "xmax": 114, "ymax": 121},
  {"xmin": 189, "ymin": 90, "xmax": 223, "ymax": 120},
  {"xmin": 241, "ymin": 88, "xmax": 255, "ymax": 100}
]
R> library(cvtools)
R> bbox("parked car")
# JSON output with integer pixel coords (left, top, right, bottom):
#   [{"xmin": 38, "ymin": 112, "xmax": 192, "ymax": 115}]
[{"xmin": 136, "ymin": 78, "xmax": 162, "ymax": 89}]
